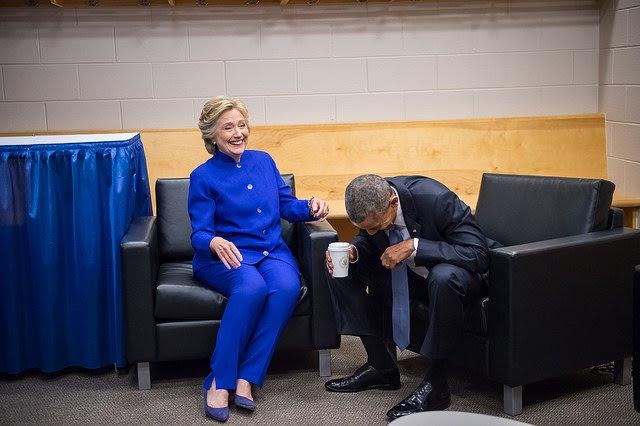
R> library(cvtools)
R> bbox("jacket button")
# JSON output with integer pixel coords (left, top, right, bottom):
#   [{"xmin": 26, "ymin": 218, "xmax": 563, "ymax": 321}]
[
  {"xmin": 262, "ymin": 230, "xmax": 267, "ymax": 235},
  {"xmin": 257, "ymin": 208, "xmax": 262, "ymax": 213},
  {"xmin": 236, "ymin": 163, "xmax": 242, "ymax": 168},
  {"xmin": 247, "ymin": 184, "xmax": 253, "ymax": 190},
  {"xmin": 263, "ymin": 250, "xmax": 269, "ymax": 256}
]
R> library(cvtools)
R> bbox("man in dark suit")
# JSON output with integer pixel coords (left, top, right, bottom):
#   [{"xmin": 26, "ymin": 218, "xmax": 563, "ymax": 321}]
[{"xmin": 324, "ymin": 174, "xmax": 490, "ymax": 420}]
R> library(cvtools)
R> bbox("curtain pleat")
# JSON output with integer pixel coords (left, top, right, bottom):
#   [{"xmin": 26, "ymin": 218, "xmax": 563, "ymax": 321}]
[{"xmin": 0, "ymin": 134, "xmax": 151, "ymax": 374}]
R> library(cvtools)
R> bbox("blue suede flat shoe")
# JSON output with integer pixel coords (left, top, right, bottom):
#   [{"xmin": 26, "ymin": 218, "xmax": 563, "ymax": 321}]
[
  {"xmin": 233, "ymin": 394, "xmax": 256, "ymax": 412},
  {"xmin": 202, "ymin": 388, "xmax": 229, "ymax": 422}
]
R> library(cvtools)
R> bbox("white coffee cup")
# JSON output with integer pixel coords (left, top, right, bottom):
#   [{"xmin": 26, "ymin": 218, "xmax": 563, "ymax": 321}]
[{"xmin": 328, "ymin": 242, "xmax": 351, "ymax": 278}]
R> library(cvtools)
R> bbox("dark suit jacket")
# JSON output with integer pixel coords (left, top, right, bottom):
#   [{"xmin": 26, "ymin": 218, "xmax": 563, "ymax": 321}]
[{"xmin": 351, "ymin": 176, "xmax": 490, "ymax": 278}]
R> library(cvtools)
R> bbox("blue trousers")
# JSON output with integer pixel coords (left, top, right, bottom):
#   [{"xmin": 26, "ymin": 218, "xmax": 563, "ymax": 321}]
[{"xmin": 194, "ymin": 257, "xmax": 300, "ymax": 390}]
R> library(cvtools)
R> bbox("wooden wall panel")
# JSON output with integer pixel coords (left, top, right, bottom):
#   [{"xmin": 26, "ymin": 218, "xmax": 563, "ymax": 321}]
[
  {"xmin": 5, "ymin": 113, "xmax": 636, "ymax": 236},
  {"xmin": 141, "ymin": 114, "xmax": 608, "ymax": 217}
]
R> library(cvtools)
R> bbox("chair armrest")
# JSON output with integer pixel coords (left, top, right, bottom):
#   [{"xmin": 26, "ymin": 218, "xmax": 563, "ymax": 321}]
[
  {"xmin": 121, "ymin": 216, "xmax": 159, "ymax": 363},
  {"xmin": 609, "ymin": 207, "xmax": 624, "ymax": 229},
  {"xmin": 488, "ymin": 228, "xmax": 640, "ymax": 387},
  {"xmin": 634, "ymin": 265, "xmax": 640, "ymax": 411},
  {"xmin": 297, "ymin": 220, "xmax": 341, "ymax": 350}
]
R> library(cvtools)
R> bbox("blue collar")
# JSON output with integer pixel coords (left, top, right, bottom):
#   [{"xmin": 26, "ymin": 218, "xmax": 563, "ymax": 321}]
[{"xmin": 213, "ymin": 149, "xmax": 243, "ymax": 165}]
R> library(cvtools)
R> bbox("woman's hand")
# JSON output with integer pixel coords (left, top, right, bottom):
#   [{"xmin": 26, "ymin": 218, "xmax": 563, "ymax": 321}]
[
  {"xmin": 310, "ymin": 198, "xmax": 330, "ymax": 221},
  {"xmin": 210, "ymin": 237, "xmax": 243, "ymax": 270}
]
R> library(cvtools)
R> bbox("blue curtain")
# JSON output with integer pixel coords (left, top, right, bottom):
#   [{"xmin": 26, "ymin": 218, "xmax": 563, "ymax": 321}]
[{"xmin": 0, "ymin": 134, "xmax": 151, "ymax": 374}]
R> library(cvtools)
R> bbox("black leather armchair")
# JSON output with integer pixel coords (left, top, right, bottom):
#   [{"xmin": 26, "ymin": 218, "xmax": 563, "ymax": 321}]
[
  {"xmin": 408, "ymin": 173, "xmax": 640, "ymax": 415},
  {"xmin": 121, "ymin": 175, "xmax": 340, "ymax": 389}
]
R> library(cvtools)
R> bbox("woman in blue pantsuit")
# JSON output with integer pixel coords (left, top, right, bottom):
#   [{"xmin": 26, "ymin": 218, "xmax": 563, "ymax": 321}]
[{"xmin": 189, "ymin": 96, "xmax": 329, "ymax": 422}]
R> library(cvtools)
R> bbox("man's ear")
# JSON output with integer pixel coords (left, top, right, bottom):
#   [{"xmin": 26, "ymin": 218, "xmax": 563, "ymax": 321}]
[{"xmin": 389, "ymin": 195, "xmax": 399, "ymax": 208}]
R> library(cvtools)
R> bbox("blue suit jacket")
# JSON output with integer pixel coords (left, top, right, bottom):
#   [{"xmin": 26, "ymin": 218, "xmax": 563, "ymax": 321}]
[{"xmin": 188, "ymin": 150, "xmax": 312, "ymax": 273}]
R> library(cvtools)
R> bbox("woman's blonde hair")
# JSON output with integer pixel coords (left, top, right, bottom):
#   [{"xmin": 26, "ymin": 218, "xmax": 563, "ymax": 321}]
[{"xmin": 198, "ymin": 96, "xmax": 250, "ymax": 155}]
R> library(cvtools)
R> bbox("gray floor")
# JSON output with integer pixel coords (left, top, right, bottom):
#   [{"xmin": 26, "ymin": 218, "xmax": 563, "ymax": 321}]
[{"xmin": 1, "ymin": 336, "xmax": 638, "ymax": 425}]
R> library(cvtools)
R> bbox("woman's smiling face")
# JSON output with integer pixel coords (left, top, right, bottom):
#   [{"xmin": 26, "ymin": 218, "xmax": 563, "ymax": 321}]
[{"xmin": 213, "ymin": 108, "xmax": 249, "ymax": 162}]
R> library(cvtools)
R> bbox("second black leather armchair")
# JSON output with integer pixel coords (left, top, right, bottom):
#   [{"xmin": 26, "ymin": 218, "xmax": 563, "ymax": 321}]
[{"xmin": 408, "ymin": 173, "xmax": 640, "ymax": 415}]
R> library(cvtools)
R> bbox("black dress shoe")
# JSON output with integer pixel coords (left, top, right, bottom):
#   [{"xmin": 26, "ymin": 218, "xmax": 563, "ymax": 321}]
[
  {"xmin": 386, "ymin": 379, "xmax": 451, "ymax": 420},
  {"xmin": 324, "ymin": 363, "xmax": 401, "ymax": 393}
]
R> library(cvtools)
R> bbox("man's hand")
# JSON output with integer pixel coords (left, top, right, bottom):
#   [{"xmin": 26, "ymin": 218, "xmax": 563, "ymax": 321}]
[
  {"xmin": 380, "ymin": 239, "xmax": 414, "ymax": 269},
  {"xmin": 325, "ymin": 244, "xmax": 357, "ymax": 275}
]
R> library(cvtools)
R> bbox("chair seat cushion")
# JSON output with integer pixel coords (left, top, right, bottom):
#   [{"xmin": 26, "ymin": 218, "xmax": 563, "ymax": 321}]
[{"xmin": 154, "ymin": 261, "xmax": 310, "ymax": 321}]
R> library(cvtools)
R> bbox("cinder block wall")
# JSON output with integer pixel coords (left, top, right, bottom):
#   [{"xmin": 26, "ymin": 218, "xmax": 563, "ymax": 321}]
[
  {"xmin": 0, "ymin": 1, "xmax": 599, "ymax": 132},
  {"xmin": 5, "ymin": 1, "xmax": 637, "ymax": 197},
  {"xmin": 600, "ymin": 0, "xmax": 640, "ymax": 197}
]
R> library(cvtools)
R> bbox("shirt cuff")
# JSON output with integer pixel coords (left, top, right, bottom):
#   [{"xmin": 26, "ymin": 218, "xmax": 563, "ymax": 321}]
[{"xmin": 409, "ymin": 238, "xmax": 418, "ymax": 260}]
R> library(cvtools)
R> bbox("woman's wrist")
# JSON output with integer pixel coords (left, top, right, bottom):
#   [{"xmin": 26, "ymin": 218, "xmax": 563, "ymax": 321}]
[{"xmin": 307, "ymin": 197, "xmax": 315, "ymax": 217}]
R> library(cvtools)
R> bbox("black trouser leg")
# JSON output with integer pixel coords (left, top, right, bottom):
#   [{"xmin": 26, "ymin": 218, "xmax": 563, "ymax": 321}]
[
  {"xmin": 324, "ymin": 255, "xmax": 394, "ymax": 335},
  {"xmin": 325, "ymin": 261, "xmax": 398, "ymax": 371},
  {"xmin": 324, "ymin": 269, "xmax": 383, "ymax": 337},
  {"xmin": 361, "ymin": 335, "xmax": 397, "ymax": 371},
  {"xmin": 424, "ymin": 359, "xmax": 448, "ymax": 386},
  {"xmin": 419, "ymin": 263, "xmax": 484, "ymax": 360}
]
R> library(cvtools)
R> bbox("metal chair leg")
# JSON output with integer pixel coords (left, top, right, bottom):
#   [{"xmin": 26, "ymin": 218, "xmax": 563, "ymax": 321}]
[
  {"xmin": 137, "ymin": 362, "xmax": 151, "ymax": 390},
  {"xmin": 318, "ymin": 349, "xmax": 331, "ymax": 377},
  {"xmin": 503, "ymin": 385, "xmax": 523, "ymax": 416},
  {"xmin": 614, "ymin": 358, "xmax": 632, "ymax": 385}
]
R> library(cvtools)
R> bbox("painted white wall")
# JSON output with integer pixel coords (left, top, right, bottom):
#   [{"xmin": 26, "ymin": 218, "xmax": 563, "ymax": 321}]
[
  {"xmin": 0, "ymin": 1, "xmax": 599, "ymax": 133},
  {"xmin": 600, "ymin": 0, "xmax": 640, "ymax": 197}
]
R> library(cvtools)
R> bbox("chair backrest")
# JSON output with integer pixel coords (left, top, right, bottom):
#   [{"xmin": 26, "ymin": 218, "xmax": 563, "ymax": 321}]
[
  {"xmin": 156, "ymin": 174, "xmax": 297, "ymax": 261},
  {"xmin": 474, "ymin": 173, "xmax": 615, "ymax": 247}
]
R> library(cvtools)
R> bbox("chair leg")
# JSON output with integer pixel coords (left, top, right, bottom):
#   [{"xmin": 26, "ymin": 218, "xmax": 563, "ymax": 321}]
[
  {"xmin": 614, "ymin": 358, "xmax": 632, "ymax": 385},
  {"xmin": 318, "ymin": 349, "xmax": 332, "ymax": 377},
  {"xmin": 137, "ymin": 362, "xmax": 151, "ymax": 390},
  {"xmin": 503, "ymin": 385, "xmax": 522, "ymax": 416}
]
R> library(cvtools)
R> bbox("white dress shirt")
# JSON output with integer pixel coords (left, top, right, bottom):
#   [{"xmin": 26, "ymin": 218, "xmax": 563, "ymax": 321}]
[{"xmin": 386, "ymin": 187, "xmax": 429, "ymax": 279}]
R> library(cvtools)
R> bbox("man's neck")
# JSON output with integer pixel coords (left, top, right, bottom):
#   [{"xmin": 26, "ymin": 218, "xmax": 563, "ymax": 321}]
[{"xmin": 390, "ymin": 187, "xmax": 405, "ymax": 228}]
